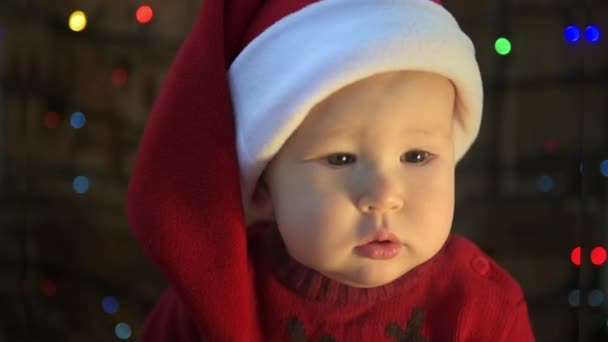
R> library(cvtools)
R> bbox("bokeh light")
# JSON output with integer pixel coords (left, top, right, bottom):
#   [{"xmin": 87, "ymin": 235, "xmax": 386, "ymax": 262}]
[
  {"xmin": 543, "ymin": 138, "xmax": 558, "ymax": 154},
  {"xmin": 73, "ymin": 176, "xmax": 90, "ymax": 194},
  {"xmin": 537, "ymin": 175, "xmax": 553, "ymax": 193},
  {"xmin": 588, "ymin": 289, "xmax": 605, "ymax": 307},
  {"xmin": 136, "ymin": 5, "xmax": 154, "ymax": 24},
  {"xmin": 70, "ymin": 111, "xmax": 86, "ymax": 129},
  {"xmin": 102, "ymin": 296, "xmax": 120, "ymax": 314},
  {"xmin": 600, "ymin": 160, "xmax": 608, "ymax": 177},
  {"xmin": 495, "ymin": 37, "xmax": 512, "ymax": 55},
  {"xmin": 44, "ymin": 112, "xmax": 60, "ymax": 129},
  {"xmin": 112, "ymin": 69, "xmax": 129, "ymax": 87},
  {"xmin": 585, "ymin": 25, "xmax": 601, "ymax": 42},
  {"xmin": 568, "ymin": 289, "xmax": 580, "ymax": 307},
  {"xmin": 564, "ymin": 25, "xmax": 581, "ymax": 42},
  {"xmin": 69, "ymin": 11, "xmax": 87, "ymax": 32},
  {"xmin": 571, "ymin": 246, "xmax": 581, "ymax": 266},
  {"xmin": 115, "ymin": 323, "xmax": 132, "ymax": 340},
  {"xmin": 40, "ymin": 279, "xmax": 58, "ymax": 297},
  {"xmin": 591, "ymin": 247, "xmax": 607, "ymax": 266}
]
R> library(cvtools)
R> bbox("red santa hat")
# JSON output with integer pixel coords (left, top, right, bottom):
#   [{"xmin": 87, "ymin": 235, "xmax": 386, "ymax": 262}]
[{"xmin": 229, "ymin": 0, "xmax": 483, "ymax": 221}]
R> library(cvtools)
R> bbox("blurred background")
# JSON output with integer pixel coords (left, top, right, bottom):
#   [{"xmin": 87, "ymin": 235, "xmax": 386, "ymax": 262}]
[{"xmin": 0, "ymin": 0, "xmax": 607, "ymax": 341}]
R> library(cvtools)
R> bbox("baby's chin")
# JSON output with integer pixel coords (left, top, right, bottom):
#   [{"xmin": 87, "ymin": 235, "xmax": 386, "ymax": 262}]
[{"xmin": 322, "ymin": 260, "xmax": 418, "ymax": 288}]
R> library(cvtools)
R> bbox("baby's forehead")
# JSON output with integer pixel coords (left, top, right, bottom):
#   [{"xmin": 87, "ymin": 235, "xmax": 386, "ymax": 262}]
[
  {"xmin": 286, "ymin": 71, "xmax": 456, "ymax": 147},
  {"xmin": 299, "ymin": 106, "xmax": 454, "ymax": 142}
]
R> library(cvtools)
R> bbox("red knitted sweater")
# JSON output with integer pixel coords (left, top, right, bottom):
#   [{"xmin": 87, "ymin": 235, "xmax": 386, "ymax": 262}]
[
  {"xmin": 137, "ymin": 221, "xmax": 535, "ymax": 341},
  {"xmin": 125, "ymin": 0, "xmax": 535, "ymax": 339}
]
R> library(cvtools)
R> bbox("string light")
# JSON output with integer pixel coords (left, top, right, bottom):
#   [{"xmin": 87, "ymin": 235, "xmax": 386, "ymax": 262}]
[
  {"xmin": 585, "ymin": 25, "xmax": 601, "ymax": 42},
  {"xmin": 69, "ymin": 11, "xmax": 87, "ymax": 32},
  {"xmin": 543, "ymin": 138, "xmax": 558, "ymax": 154},
  {"xmin": 495, "ymin": 37, "xmax": 512, "ymax": 55},
  {"xmin": 136, "ymin": 5, "xmax": 154, "ymax": 24},
  {"xmin": 588, "ymin": 289, "xmax": 605, "ymax": 307},
  {"xmin": 591, "ymin": 247, "xmax": 607, "ymax": 266},
  {"xmin": 600, "ymin": 160, "xmax": 608, "ymax": 177},
  {"xmin": 112, "ymin": 68, "xmax": 129, "ymax": 87},
  {"xmin": 571, "ymin": 246, "xmax": 581, "ymax": 266},
  {"xmin": 44, "ymin": 112, "xmax": 60, "ymax": 129},
  {"xmin": 40, "ymin": 279, "xmax": 58, "ymax": 298},
  {"xmin": 115, "ymin": 323, "xmax": 132, "ymax": 340},
  {"xmin": 73, "ymin": 176, "xmax": 90, "ymax": 194},
  {"xmin": 102, "ymin": 296, "xmax": 120, "ymax": 314},
  {"xmin": 70, "ymin": 111, "xmax": 86, "ymax": 129},
  {"xmin": 537, "ymin": 175, "xmax": 553, "ymax": 193},
  {"xmin": 568, "ymin": 289, "xmax": 580, "ymax": 307},
  {"xmin": 564, "ymin": 25, "xmax": 581, "ymax": 43}
]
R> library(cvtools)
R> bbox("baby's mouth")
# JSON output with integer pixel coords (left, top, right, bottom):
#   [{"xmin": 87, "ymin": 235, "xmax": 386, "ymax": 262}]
[
  {"xmin": 356, "ymin": 229, "xmax": 401, "ymax": 247},
  {"xmin": 354, "ymin": 240, "xmax": 403, "ymax": 259}
]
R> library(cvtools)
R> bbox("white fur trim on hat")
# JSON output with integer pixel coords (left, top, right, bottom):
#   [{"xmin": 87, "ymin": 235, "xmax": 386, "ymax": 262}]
[{"xmin": 228, "ymin": 0, "xmax": 483, "ymax": 219}]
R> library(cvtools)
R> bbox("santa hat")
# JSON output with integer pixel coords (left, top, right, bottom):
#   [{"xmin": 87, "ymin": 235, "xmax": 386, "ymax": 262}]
[{"xmin": 229, "ymin": 0, "xmax": 483, "ymax": 221}]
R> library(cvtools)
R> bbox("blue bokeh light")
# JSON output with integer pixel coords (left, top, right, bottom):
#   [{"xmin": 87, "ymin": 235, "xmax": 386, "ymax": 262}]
[
  {"xmin": 564, "ymin": 25, "xmax": 581, "ymax": 42},
  {"xmin": 73, "ymin": 176, "xmax": 90, "ymax": 194},
  {"xmin": 537, "ymin": 175, "xmax": 553, "ymax": 193},
  {"xmin": 589, "ymin": 289, "xmax": 605, "ymax": 307},
  {"xmin": 115, "ymin": 322, "xmax": 132, "ymax": 340},
  {"xmin": 600, "ymin": 160, "xmax": 608, "ymax": 177},
  {"xmin": 585, "ymin": 25, "xmax": 601, "ymax": 42},
  {"xmin": 70, "ymin": 111, "xmax": 86, "ymax": 129},
  {"xmin": 102, "ymin": 296, "xmax": 119, "ymax": 314},
  {"xmin": 568, "ymin": 289, "xmax": 580, "ymax": 307}
]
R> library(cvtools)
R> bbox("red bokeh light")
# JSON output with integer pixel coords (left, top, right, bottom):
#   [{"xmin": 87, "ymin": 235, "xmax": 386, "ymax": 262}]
[
  {"xmin": 571, "ymin": 246, "xmax": 581, "ymax": 266},
  {"xmin": 40, "ymin": 279, "xmax": 58, "ymax": 297},
  {"xmin": 112, "ymin": 68, "xmax": 128, "ymax": 87},
  {"xmin": 543, "ymin": 138, "xmax": 558, "ymax": 154},
  {"xmin": 44, "ymin": 112, "xmax": 59, "ymax": 129},
  {"xmin": 136, "ymin": 5, "xmax": 154, "ymax": 24},
  {"xmin": 591, "ymin": 247, "xmax": 607, "ymax": 266}
]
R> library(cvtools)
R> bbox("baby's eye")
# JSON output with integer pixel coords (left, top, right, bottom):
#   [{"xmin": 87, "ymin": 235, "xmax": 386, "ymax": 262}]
[
  {"xmin": 326, "ymin": 153, "xmax": 356, "ymax": 166},
  {"xmin": 401, "ymin": 150, "xmax": 430, "ymax": 164},
  {"xmin": 325, "ymin": 151, "xmax": 432, "ymax": 167}
]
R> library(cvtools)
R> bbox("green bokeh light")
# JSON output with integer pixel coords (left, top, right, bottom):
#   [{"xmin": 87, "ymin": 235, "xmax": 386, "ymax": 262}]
[{"xmin": 495, "ymin": 37, "xmax": 512, "ymax": 55}]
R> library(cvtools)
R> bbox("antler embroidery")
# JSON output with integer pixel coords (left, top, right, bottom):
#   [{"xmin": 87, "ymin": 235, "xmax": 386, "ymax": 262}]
[
  {"xmin": 286, "ymin": 307, "xmax": 429, "ymax": 342},
  {"xmin": 385, "ymin": 307, "xmax": 430, "ymax": 342},
  {"xmin": 287, "ymin": 317, "xmax": 337, "ymax": 342}
]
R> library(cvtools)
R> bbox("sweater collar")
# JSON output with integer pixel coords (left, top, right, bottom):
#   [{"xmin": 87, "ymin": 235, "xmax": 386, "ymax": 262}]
[{"xmin": 258, "ymin": 222, "xmax": 441, "ymax": 304}]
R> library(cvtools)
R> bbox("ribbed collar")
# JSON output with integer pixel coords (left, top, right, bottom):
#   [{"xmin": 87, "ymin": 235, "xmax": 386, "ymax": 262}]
[{"xmin": 255, "ymin": 222, "xmax": 442, "ymax": 305}]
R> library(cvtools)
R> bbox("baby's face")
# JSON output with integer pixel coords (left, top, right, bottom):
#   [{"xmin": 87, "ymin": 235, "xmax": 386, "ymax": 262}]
[{"xmin": 259, "ymin": 70, "xmax": 456, "ymax": 288}]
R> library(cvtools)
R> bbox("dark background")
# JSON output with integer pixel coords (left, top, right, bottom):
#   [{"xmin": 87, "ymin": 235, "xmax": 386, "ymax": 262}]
[{"xmin": 1, "ymin": 0, "xmax": 607, "ymax": 341}]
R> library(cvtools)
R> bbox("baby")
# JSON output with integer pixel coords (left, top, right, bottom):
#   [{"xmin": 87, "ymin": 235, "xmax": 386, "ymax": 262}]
[{"xmin": 126, "ymin": 0, "xmax": 536, "ymax": 341}]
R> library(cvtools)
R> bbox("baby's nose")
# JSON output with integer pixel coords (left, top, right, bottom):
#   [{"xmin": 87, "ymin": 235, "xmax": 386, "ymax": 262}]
[{"xmin": 358, "ymin": 194, "xmax": 404, "ymax": 214}]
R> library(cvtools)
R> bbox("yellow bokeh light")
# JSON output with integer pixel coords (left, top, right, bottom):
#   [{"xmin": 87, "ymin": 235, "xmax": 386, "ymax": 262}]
[{"xmin": 69, "ymin": 11, "xmax": 87, "ymax": 32}]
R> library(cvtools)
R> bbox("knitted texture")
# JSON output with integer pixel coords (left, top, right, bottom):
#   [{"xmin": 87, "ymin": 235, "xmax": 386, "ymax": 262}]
[{"xmin": 138, "ymin": 224, "xmax": 535, "ymax": 341}]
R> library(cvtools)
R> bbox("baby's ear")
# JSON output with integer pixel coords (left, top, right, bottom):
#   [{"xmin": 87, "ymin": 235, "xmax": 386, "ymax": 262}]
[{"xmin": 251, "ymin": 178, "xmax": 275, "ymax": 221}]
